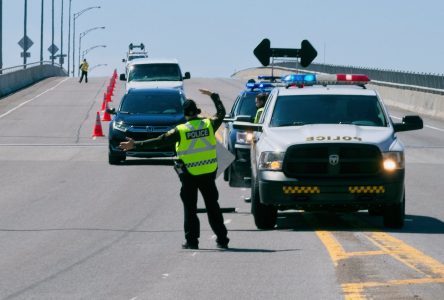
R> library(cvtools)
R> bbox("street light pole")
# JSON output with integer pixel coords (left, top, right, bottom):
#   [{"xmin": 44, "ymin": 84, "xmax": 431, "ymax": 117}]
[
  {"xmin": 67, "ymin": 0, "xmax": 71, "ymax": 75},
  {"xmin": 51, "ymin": 0, "xmax": 54, "ymax": 65},
  {"xmin": 23, "ymin": 0, "xmax": 28, "ymax": 67},
  {"xmin": 0, "ymin": 0, "xmax": 3, "ymax": 73},
  {"xmin": 89, "ymin": 63, "xmax": 107, "ymax": 72},
  {"xmin": 72, "ymin": 6, "xmax": 100, "ymax": 77},
  {"xmin": 60, "ymin": 0, "xmax": 64, "ymax": 66},
  {"xmin": 40, "ymin": 0, "xmax": 44, "ymax": 65},
  {"xmin": 82, "ymin": 44, "xmax": 106, "ymax": 60},
  {"xmin": 78, "ymin": 26, "xmax": 105, "ymax": 76}
]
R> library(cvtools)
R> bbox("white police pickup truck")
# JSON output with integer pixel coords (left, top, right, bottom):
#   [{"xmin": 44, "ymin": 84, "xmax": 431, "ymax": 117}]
[{"xmin": 234, "ymin": 74, "xmax": 423, "ymax": 229}]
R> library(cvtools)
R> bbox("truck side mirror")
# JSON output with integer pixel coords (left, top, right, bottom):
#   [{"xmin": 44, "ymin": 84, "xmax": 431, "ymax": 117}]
[
  {"xmin": 119, "ymin": 74, "xmax": 126, "ymax": 81},
  {"xmin": 393, "ymin": 115, "xmax": 423, "ymax": 132},
  {"xmin": 183, "ymin": 72, "xmax": 191, "ymax": 80}
]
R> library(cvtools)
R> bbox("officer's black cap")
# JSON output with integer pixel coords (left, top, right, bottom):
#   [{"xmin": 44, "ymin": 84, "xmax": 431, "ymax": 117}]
[{"xmin": 183, "ymin": 99, "xmax": 201, "ymax": 116}]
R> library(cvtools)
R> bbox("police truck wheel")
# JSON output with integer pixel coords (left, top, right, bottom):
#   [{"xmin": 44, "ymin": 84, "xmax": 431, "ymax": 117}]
[
  {"xmin": 251, "ymin": 177, "xmax": 277, "ymax": 230},
  {"xmin": 383, "ymin": 195, "xmax": 405, "ymax": 228}
]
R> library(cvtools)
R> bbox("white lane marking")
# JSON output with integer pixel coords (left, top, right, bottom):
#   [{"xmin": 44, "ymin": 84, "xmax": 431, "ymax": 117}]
[
  {"xmin": 210, "ymin": 235, "xmax": 216, "ymax": 240},
  {"xmin": 162, "ymin": 273, "xmax": 169, "ymax": 279},
  {"xmin": 129, "ymin": 297, "xmax": 138, "ymax": 300},
  {"xmin": 0, "ymin": 77, "xmax": 69, "ymax": 119},
  {"xmin": 224, "ymin": 219, "xmax": 232, "ymax": 224},
  {"xmin": 391, "ymin": 114, "xmax": 444, "ymax": 132},
  {"xmin": 191, "ymin": 252, "xmax": 198, "ymax": 257}
]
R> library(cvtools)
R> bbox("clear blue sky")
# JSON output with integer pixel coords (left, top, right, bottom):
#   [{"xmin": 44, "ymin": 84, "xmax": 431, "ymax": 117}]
[{"xmin": 2, "ymin": 0, "xmax": 444, "ymax": 77}]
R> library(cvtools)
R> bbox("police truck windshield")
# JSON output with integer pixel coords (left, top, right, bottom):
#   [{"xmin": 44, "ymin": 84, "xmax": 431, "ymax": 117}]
[{"xmin": 270, "ymin": 95, "xmax": 387, "ymax": 127}]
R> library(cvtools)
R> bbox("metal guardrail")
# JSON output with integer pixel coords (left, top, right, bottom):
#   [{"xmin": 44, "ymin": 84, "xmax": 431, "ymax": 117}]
[
  {"xmin": 0, "ymin": 61, "xmax": 63, "ymax": 75},
  {"xmin": 276, "ymin": 62, "xmax": 444, "ymax": 95}
]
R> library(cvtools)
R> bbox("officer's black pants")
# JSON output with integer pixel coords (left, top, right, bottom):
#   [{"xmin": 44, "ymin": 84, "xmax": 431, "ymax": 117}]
[
  {"xmin": 180, "ymin": 170, "xmax": 228, "ymax": 245},
  {"xmin": 79, "ymin": 71, "xmax": 88, "ymax": 83}
]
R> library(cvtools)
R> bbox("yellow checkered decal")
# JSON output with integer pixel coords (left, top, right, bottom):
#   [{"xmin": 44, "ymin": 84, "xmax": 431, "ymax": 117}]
[
  {"xmin": 348, "ymin": 186, "xmax": 385, "ymax": 194},
  {"xmin": 283, "ymin": 186, "xmax": 320, "ymax": 194}
]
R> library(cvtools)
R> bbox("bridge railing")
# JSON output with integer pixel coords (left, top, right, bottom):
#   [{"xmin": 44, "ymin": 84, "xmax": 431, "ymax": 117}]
[{"xmin": 0, "ymin": 62, "xmax": 67, "ymax": 98}]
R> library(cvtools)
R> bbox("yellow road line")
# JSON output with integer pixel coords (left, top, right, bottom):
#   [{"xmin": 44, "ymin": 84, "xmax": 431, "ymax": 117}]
[
  {"xmin": 314, "ymin": 231, "xmax": 347, "ymax": 266},
  {"xmin": 343, "ymin": 277, "xmax": 444, "ymax": 299},
  {"xmin": 307, "ymin": 214, "xmax": 444, "ymax": 299},
  {"xmin": 367, "ymin": 232, "xmax": 444, "ymax": 277}
]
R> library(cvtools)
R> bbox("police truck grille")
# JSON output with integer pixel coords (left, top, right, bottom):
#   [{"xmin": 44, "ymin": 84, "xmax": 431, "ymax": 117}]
[{"xmin": 283, "ymin": 143, "xmax": 382, "ymax": 178}]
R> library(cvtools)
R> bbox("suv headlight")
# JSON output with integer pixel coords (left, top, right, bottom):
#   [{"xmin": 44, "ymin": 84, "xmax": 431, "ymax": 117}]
[
  {"xmin": 236, "ymin": 131, "xmax": 254, "ymax": 145},
  {"xmin": 382, "ymin": 152, "xmax": 405, "ymax": 171},
  {"xmin": 259, "ymin": 151, "xmax": 285, "ymax": 171},
  {"xmin": 113, "ymin": 121, "xmax": 129, "ymax": 132}
]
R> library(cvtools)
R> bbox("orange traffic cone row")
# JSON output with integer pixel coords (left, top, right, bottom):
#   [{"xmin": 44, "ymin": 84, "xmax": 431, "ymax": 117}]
[
  {"xmin": 92, "ymin": 111, "xmax": 104, "ymax": 138},
  {"xmin": 102, "ymin": 101, "xmax": 112, "ymax": 121},
  {"xmin": 100, "ymin": 94, "xmax": 107, "ymax": 111}
]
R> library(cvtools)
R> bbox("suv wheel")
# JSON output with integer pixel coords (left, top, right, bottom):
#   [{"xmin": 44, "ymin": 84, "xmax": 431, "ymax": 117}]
[
  {"xmin": 108, "ymin": 150, "xmax": 126, "ymax": 165},
  {"xmin": 383, "ymin": 194, "xmax": 405, "ymax": 228},
  {"xmin": 251, "ymin": 177, "xmax": 277, "ymax": 230}
]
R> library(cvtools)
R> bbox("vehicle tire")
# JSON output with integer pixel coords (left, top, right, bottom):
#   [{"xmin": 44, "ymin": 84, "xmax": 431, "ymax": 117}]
[
  {"xmin": 223, "ymin": 166, "xmax": 230, "ymax": 182},
  {"xmin": 383, "ymin": 194, "xmax": 405, "ymax": 228},
  {"xmin": 108, "ymin": 150, "xmax": 126, "ymax": 165},
  {"xmin": 228, "ymin": 167, "xmax": 243, "ymax": 187},
  {"xmin": 251, "ymin": 177, "xmax": 277, "ymax": 230}
]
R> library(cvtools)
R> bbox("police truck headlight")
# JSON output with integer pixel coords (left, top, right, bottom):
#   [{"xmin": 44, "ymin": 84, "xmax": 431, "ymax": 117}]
[
  {"xmin": 382, "ymin": 152, "xmax": 404, "ymax": 171},
  {"xmin": 259, "ymin": 151, "xmax": 285, "ymax": 171},
  {"xmin": 236, "ymin": 131, "xmax": 254, "ymax": 145},
  {"xmin": 113, "ymin": 121, "xmax": 129, "ymax": 132}
]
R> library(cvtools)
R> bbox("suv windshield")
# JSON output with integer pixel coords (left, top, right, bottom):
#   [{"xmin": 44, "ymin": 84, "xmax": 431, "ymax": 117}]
[
  {"xmin": 128, "ymin": 63, "xmax": 182, "ymax": 82},
  {"xmin": 235, "ymin": 93, "xmax": 258, "ymax": 117},
  {"xmin": 128, "ymin": 55, "xmax": 147, "ymax": 61},
  {"xmin": 120, "ymin": 93, "xmax": 184, "ymax": 114},
  {"xmin": 270, "ymin": 95, "xmax": 387, "ymax": 127}
]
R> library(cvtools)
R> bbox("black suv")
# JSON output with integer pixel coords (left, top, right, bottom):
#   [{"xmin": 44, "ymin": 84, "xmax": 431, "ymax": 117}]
[{"xmin": 108, "ymin": 88, "xmax": 186, "ymax": 164}]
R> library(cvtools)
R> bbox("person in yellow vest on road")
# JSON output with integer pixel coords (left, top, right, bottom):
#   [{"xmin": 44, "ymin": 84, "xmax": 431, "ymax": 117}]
[
  {"xmin": 119, "ymin": 89, "xmax": 230, "ymax": 250},
  {"xmin": 253, "ymin": 92, "xmax": 268, "ymax": 123},
  {"xmin": 79, "ymin": 59, "xmax": 89, "ymax": 83}
]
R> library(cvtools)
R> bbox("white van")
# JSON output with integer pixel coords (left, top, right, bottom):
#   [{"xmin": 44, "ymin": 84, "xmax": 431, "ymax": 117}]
[{"xmin": 120, "ymin": 58, "xmax": 191, "ymax": 92}]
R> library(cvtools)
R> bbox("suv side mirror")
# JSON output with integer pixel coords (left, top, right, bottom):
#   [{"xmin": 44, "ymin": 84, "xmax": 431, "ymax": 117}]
[
  {"xmin": 106, "ymin": 107, "xmax": 116, "ymax": 115},
  {"xmin": 393, "ymin": 115, "xmax": 423, "ymax": 132},
  {"xmin": 183, "ymin": 72, "xmax": 191, "ymax": 80},
  {"xmin": 122, "ymin": 59, "xmax": 127, "ymax": 63},
  {"xmin": 119, "ymin": 73, "xmax": 126, "ymax": 81}
]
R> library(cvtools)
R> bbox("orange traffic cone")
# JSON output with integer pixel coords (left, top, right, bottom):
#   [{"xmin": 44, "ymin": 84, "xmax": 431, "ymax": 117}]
[
  {"xmin": 92, "ymin": 111, "xmax": 104, "ymax": 138},
  {"xmin": 100, "ymin": 94, "xmax": 107, "ymax": 111},
  {"xmin": 102, "ymin": 101, "xmax": 112, "ymax": 121}
]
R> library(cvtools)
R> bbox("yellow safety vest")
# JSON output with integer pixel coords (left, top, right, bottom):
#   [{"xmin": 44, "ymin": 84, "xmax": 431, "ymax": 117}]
[
  {"xmin": 176, "ymin": 119, "xmax": 217, "ymax": 175},
  {"xmin": 254, "ymin": 107, "xmax": 264, "ymax": 123},
  {"xmin": 80, "ymin": 62, "xmax": 89, "ymax": 72}
]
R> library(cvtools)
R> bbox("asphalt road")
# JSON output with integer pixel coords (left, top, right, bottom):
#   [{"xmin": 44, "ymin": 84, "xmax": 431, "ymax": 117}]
[{"xmin": 0, "ymin": 76, "xmax": 443, "ymax": 300}]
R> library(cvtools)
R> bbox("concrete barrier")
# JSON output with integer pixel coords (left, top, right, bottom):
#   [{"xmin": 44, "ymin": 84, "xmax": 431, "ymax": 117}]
[
  {"xmin": 232, "ymin": 67, "xmax": 444, "ymax": 121},
  {"xmin": 369, "ymin": 83, "xmax": 444, "ymax": 120},
  {"xmin": 0, "ymin": 64, "xmax": 67, "ymax": 98}
]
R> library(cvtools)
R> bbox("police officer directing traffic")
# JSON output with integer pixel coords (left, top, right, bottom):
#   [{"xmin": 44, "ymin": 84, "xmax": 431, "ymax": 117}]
[{"xmin": 119, "ymin": 89, "xmax": 230, "ymax": 250}]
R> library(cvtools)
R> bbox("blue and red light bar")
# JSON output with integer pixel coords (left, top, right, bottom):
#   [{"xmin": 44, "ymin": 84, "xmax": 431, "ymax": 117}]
[{"xmin": 282, "ymin": 73, "xmax": 370, "ymax": 86}]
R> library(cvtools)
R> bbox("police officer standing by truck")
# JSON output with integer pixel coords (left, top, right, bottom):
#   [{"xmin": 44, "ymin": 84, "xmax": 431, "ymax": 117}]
[{"xmin": 119, "ymin": 89, "xmax": 230, "ymax": 250}]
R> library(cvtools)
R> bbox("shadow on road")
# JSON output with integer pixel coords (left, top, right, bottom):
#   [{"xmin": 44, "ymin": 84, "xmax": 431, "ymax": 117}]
[
  {"xmin": 274, "ymin": 211, "xmax": 444, "ymax": 234},
  {"xmin": 117, "ymin": 158, "xmax": 174, "ymax": 166}
]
